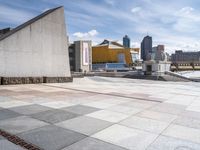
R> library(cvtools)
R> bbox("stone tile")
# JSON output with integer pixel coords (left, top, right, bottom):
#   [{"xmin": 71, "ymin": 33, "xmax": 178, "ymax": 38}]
[
  {"xmin": 180, "ymin": 110, "xmax": 200, "ymax": 120},
  {"xmin": 18, "ymin": 125, "xmax": 86, "ymax": 150},
  {"xmin": 0, "ymin": 109, "xmax": 21, "ymax": 121},
  {"xmin": 187, "ymin": 105, "xmax": 200, "ymax": 113},
  {"xmin": 39, "ymin": 101, "xmax": 75, "ymax": 109},
  {"xmin": 82, "ymin": 101, "xmax": 116, "ymax": 109},
  {"xmin": 122, "ymin": 101, "xmax": 157, "ymax": 109},
  {"xmin": 9, "ymin": 104, "xmax": 52, "ymax": 115},
  {"xmin": 92, "ymin": 124, "xmax": 158, "ymax": 150},
  {"xmin": 0, "ymin": 140, "xmax": 25, "ymax": 150},
  {"xmin": 150, "ymin": 103, "xmax": 186, "ymax": 115},
  {"xmin": 0, "ymin": 100, "xmax": 31, "ymax": 108},
  {"xmin": 0, "ymin": 116, "xmax": 48, "ymax": 134},
  {"xmin": 86, "ymin": 110, "xmax": 128, "ymax": 123},
  {"xmin": 107, "ymin": 105, "xmax": 142, "ymax": 115},
  {"xmin": 137, "ymin": 110, "xmax": 177, "ymax": 123},
  {"xmin": 56, "ymin": 116, "xmax": 112, "ymax": 136},
  {"xmin": 63, "ymin": 137, "xmax": 127, "ymax": 150},
  {"xmin": 62, "ymin": 105, "xmax": 100, "ymax": 115},
  {"xmin": 120, "ymin": 116, "xmax": 170, "ymax": 134},
  {"xmin": 32, "ymin": 109, "xmax": 78, "ymax": 124},
  {"xmin": 163, "ymin": 124, "xmax": 200, "ymax": 144},
  {"xmin": 147, "ymin": 135, "xmax": 200, "ymax": 150},
  {"xmin": 173, "ymin": 116, "xmax": 200, "ymax": 130}
]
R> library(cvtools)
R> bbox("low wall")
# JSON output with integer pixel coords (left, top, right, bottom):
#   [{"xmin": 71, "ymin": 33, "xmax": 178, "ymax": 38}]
[{"xmin": 0, "ymin": 77, "xmax": 73, "ymax": 85}]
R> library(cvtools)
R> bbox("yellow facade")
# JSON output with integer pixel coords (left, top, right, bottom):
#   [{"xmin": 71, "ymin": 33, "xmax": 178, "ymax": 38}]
[{"xmin": 92, "ymin": 45, "xmax": 133, "ymax": 65}]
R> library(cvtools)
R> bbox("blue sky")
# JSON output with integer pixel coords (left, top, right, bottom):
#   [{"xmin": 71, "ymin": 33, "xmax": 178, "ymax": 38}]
[{"xmin": 1, "ymin": 0, "xmax": 200, "ymax": 53}]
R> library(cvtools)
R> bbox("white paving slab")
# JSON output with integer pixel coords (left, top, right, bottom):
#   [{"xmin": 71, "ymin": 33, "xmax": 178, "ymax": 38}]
[
  {"xmin": 39, "ymin": 101, "xmax": 76, "ymax": 109},
  {"xmin": 120, "ymin": 116, "xmax": 170, "ymax": 134},
  {"xmin": 163, "ymin": 124, "xmax": 200, "ymax": 144},
  {"xmin": 92, "ymin": 124, "xmax": 158, "ymax": 150},
  {"xmin": 87, "ymin": 110, "xmax": 129, "ymax": 123}
]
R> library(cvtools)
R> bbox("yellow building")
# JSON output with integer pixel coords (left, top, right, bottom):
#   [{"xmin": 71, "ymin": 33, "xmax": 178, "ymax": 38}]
[{"xmin": 92, "ymin": 40, "xmax": 132, "ymax": 65}]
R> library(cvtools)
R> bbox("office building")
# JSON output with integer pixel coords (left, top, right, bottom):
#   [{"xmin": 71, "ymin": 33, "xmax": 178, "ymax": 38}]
[
  {"xmin": 123, "ymin": 35, "xmax": 130, "ymax": 48},
  {"xmin": 171, "ymin": 50, "xmax": 200, "ymax": 63},
  {"xmin": 0, "ymin": 6, "xmax": 71, "ymax": 84},
  {"xmin": 141, "ymin": 35, "xmax": 152, "ymax": 61},
  {"xmin": 69, "ymin": 41, "xmax": 92, "ymax": 73}
]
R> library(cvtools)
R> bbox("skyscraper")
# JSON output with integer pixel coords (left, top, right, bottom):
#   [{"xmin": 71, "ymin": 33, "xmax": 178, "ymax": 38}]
[
  {"xmin": 141, "ymin": 35, "xmax": 152, "ymax": 61},
  {"xmin": 123, "ymin": 35, "xmax": 130, "ymax": 48}
]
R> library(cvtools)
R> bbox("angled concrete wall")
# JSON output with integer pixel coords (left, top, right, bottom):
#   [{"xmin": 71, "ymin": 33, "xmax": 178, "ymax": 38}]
[{"xmin": 0, "ymin": 7, "xmax": 70, "ymax": 78}]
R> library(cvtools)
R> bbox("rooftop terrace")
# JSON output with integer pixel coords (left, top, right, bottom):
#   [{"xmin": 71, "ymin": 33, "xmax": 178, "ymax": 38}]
[{"xmin": 0, "ymin": 77, "xmax": 200, "ymax": 150}]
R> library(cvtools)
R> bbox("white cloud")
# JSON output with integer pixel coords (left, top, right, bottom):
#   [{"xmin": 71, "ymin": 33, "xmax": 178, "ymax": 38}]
[
  {"xmin": 73, "ymin": 29, "xmax": 99, "ymax": 39},
  {"xmin": 104, "ymin": 0, "xmax": 115, "ymax": 6},
  {"xmin": 131, "ymin": 7, "xmax": 141, "ymax": 13}
]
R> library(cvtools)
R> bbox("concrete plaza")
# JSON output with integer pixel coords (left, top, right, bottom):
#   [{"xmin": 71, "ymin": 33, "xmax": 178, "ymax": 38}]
[{"xmin": 0, "ymin": 76, "xmax": 200, "ymax": 150}]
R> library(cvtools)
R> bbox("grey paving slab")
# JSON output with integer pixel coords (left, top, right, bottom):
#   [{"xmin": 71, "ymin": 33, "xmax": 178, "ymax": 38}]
[
  {"xmin": 147, "ymin": 135, "xmax": 200, "ymax": 150},
  {"xmin": 62, "ymin": 105, "xmax": 100, "ymax": 115},
  {"xmin": 56, "ymin": 116, "xmax": 113, "ymax": 136},
  {"xmin": 18, "ymin": 125, "xmax": 86, "ymax": 150},
  {"xmin": 32, "ymin": 109, "xmax": 78, "ymax": 124},
  {"xmin": 0, "ymin": 116, "xmax": 48, "ymax": 134},
  {"xmin": 173, "ymin": 116, "xmax": 200, "ymax": 130},
  {"xmin": 0, "ymin": 109, "xmax": 21, "ymax": 121},
  {"xmin": 9, "ymin": 104, "xmax": 52, "ymax": 115},
  {"xmin": 63, "ymin": 137, "xmax": 128, "ymax": 150},
  {"xmin": 0, "ymin": 139, "xmax": 25, "ymax": 150}
]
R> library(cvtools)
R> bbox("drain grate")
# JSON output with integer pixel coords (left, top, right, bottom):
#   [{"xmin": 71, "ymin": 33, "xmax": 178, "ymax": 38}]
[{"xmin": 0, "ymin": 129, "xmax": 42, "ymax": 150}]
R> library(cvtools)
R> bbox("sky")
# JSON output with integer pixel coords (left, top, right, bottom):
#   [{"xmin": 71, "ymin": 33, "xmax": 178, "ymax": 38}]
[{"xmin": 1, "ymin": 0, "xmax": 200, "ymax": 54}]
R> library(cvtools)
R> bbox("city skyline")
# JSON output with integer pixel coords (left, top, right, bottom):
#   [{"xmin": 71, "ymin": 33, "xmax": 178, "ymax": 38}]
[{"xmin": 1, "ymin": 0, "xmax": 200, "ymax": 53}]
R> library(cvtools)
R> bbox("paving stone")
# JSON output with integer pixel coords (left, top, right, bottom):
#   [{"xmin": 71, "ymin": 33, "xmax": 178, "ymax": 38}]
[
  {"xmin": 62, "ymin": 105, "xmax": 100, "ymax": 115},
  {"xmin": 0, "ymin": 109, "xmax": 21, "ymax": 121},
  {"xmin": 0, "ymin": 100, "xmax": 31, "ymax": 108},
  {"xmin": 107, "ymin": 105, "xmax": 142, "ymax": 115},
  {"xmin": 32, "ymin": 109, "xmax": 78, "ymax": 124},
  {"xmin": 82, "ymin": 101, "xmax": 116, "ymax": 109},
  {"xmin": 120, "ymin": 116, "xmax": 170, "ymax": 134},
  {"xmin": 56, "ymin": 116, "xmax": 112, "ymax": 136},
  {"xmin": 163, "ymin": 124, "xmax": 200, "ymax": 144},
  {"xmin": 86, "ymin": 110, "xmax": 128, "ymax": 123},
  {"xmin": 180, "ymin": 110, "xmax": 200, "ymax": 120},
  {"xmin": 63, "ymin": 137, "xmax": 127, "ymax": 150},
  {"xmin": 0, "ymin": 116, "xmax": 48, "ymax": 134},
  {"xmin": 9, "ymin": 104, "xmax": 52, "ymax": 115},
  {"xmin": 0, "ymin": 140, "xmax": 25, "ymax": 150},
  {"xmin": 92, "ymin": 124, "xmax": 158, "ymax": 150},
  {"xmin": 18, "ymin": 125, "xmax": 86, "ymax": 150},
  {"xmin": 147, "ymin": 135, "xmax": 200, "ymax": 150},
  {"xmin": 137, "ymin": 110, "xmax": 177, "ymax": 123},
  {"xmin": 39, "ymin": 101, "xmax": 75, "ymax": 109},
  {"xmin": 173, "ymin": 116, "xmax": 200, "ymax": 130},
  {"xmin": 150, "ymin": 103, "xmax": 186, "ymax": 115}
]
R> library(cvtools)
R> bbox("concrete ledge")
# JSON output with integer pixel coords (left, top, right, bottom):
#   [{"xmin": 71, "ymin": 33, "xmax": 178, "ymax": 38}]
[
  {"xmin": 43, "ymin": 77, "xmax": 73, "ymax": 83},
  {"xmin": 0, "ymin": 77, "xmax": 73, "ymax": 85}
]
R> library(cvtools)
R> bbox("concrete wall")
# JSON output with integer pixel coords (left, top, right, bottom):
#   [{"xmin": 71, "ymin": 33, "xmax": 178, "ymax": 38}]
[
  {"xmin": 0, "ymin": 7, "xmax": 70, "ymax": 77},
  {"xmin": 74, "ymin": 41, "xmax": 92, "ymax": 72}
]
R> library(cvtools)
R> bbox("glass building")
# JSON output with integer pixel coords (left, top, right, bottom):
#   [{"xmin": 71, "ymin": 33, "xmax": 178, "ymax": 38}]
[{"xmin": 123, "ymin": 35, "xmax": 130, "ymax": 48}]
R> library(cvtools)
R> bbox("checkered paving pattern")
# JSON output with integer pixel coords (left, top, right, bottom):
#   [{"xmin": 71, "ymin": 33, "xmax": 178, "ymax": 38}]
[{"xmin": 0, "ymin": 76, "xmax": 200, "ymax": 150}]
